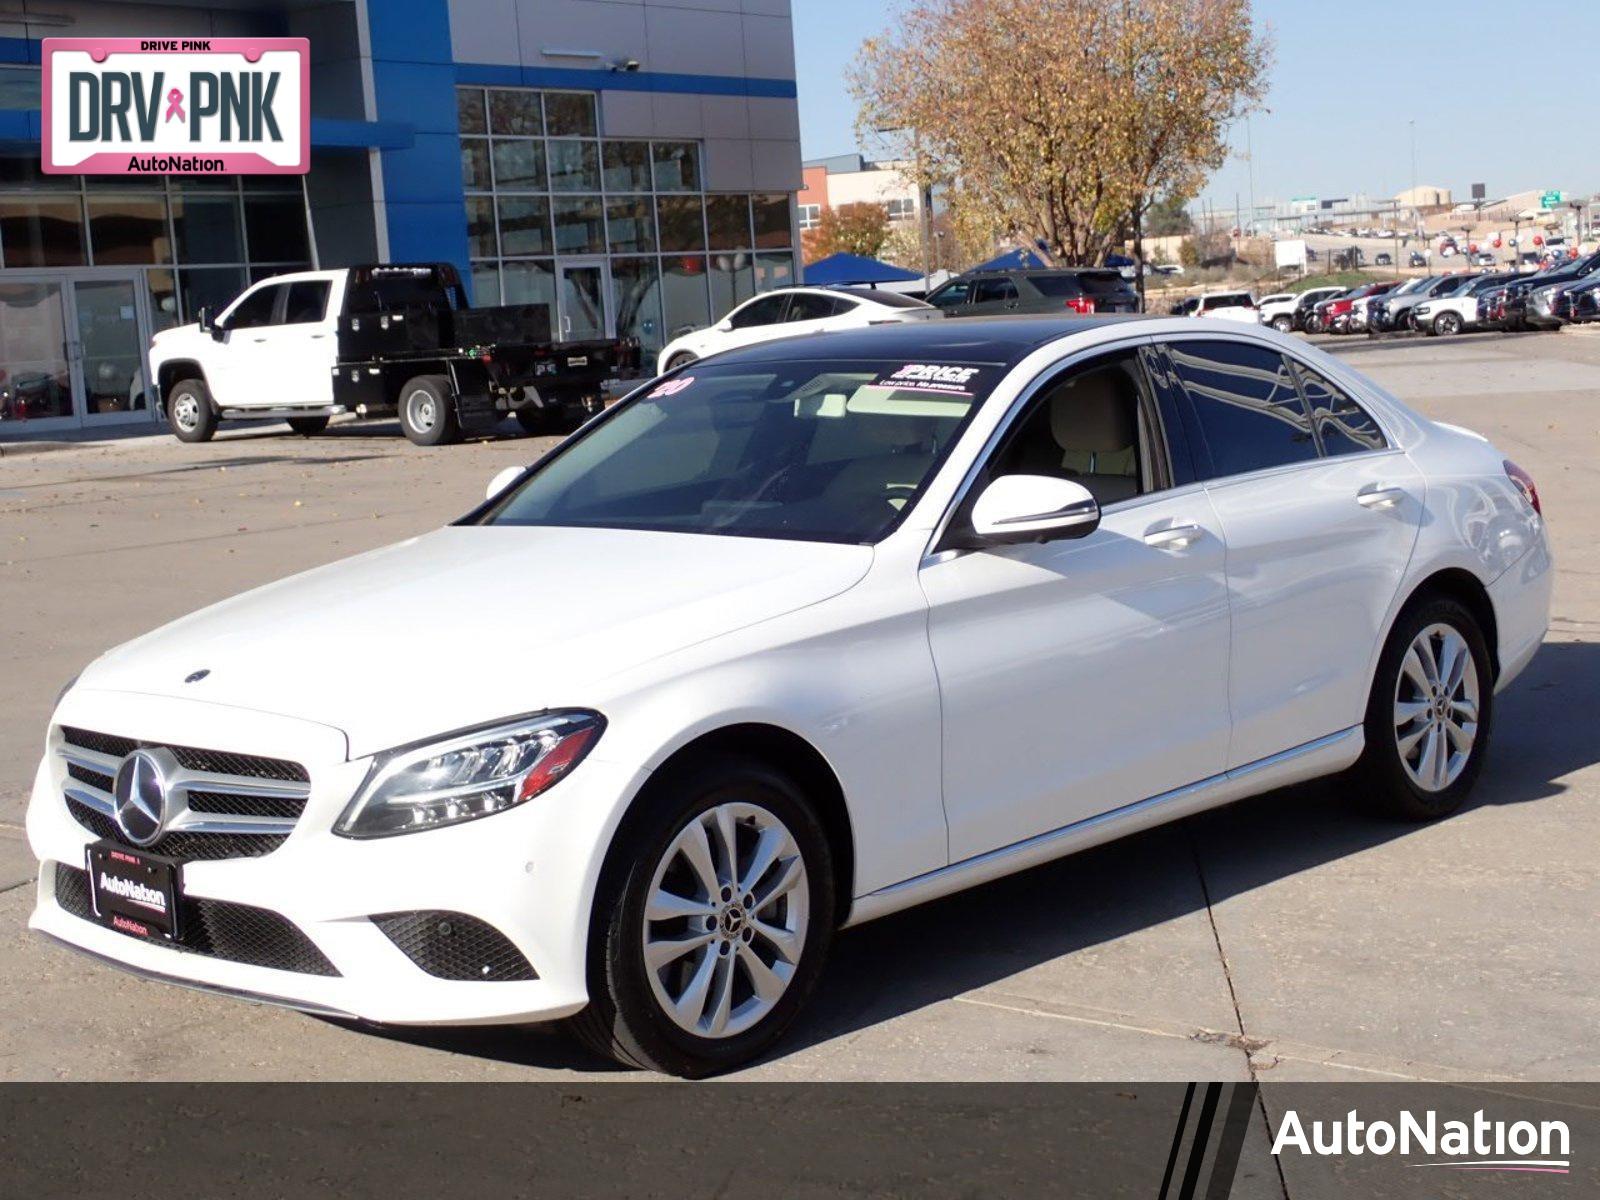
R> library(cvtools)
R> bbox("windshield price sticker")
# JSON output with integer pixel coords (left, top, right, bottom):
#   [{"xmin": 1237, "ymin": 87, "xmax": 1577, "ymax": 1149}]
[
  {"xmin": 647, "ymin": 376, "xmax": 695, "ymax": 399},
  {"xmin": 43, "ymin": 37, "xmax": 309, "ymax": 175},
  {"xmin": 878, "ymin": 363, "xmax": 989, "ymax": 397}
]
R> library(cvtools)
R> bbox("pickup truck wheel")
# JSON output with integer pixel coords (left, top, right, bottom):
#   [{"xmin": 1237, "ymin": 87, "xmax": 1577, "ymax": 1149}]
[
  {"xmin": 398, "ymin": 375, "xmax": 459, "ymax": 446},
  {"xmin": 514, "ymin": 406, "xmax": 558, "ymax": 435},
  {"xmin": 1433, "ymin": 312, "xmax": 1462, "ymax": 337},
  {"xmin": 167, "ymin": 379, "xmax": 217, "ymax": 443},
  {"xmin": 569, "ymin": 756, "xmax": 835, "ymax": 1077},
  {"xmin": 286, "ymin": 415, "xmax": 329, "ymax": 437}
]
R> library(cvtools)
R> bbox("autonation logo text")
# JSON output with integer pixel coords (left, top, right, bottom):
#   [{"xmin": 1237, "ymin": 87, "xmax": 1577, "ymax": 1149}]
[{"xmin": 1272, "ymin": 1109, "xmax": 1571, "ymax": 1175}]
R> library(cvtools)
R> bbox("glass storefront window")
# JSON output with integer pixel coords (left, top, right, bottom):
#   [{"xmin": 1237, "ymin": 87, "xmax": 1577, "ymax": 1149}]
[
  {"xmin": 471, "ymin": 261, "xmax": 501, "ymax": 306},
  {"xmin": 708, "ymin": 252, "xmax": 755, "ymax": 317},
  {"xmin": 172, "ymin": 195, "xmax": 244, "ymax": 264},
  {"xmin": 752, "ymin": 194, "xmax": 793, "ymax": 250},
  {"xmin": 602, "ymin": 142, "xmax": 652, "ymax": 193},
  {"xmin": 492, "ymin": 139, "xmax": 546, "ymax": 191},
  {"xmin": 611, "ymin": 257, "xmax": 664, "ymax": 354},
  {"xmin": 657, "ymin": 195, "xmax": 706, "ymax": 253},
  {"xmin": 175, "ymin": 267, "xmax": 247, "ymax": 326},
  {"xmin": 0, "ymin": 280, "xmax": 74, "ymax": 421},
  {"xmin": 489, "ymin": 89, "xmax": 543, "ymax": 136},
  {"xmin": 466, "ymin": 196, "xmax": 498, "ymax": 258},
  {"xmin": 502, "ymin": 259, "xmax": 555, "ymax": 308},
  {"xmin": 0, "ymin": 198, "xmax": 87, "ymax": 267},
  {"xmin": 147, "ymin": 268, "xmax": 180, "ymax": 331},
  {"xmin": 0, "ymin": 66, "xmax": 40, "ymax": 111},
  {"xmin": 606, "ymin": 197, "xmax": 655, "ymax": 255},
  {"xmin": 86, "ymin": 196, "xmax": 171, "ymax": 265},
  {"xmin": 548, "ymin": 140, "xmax": 601, "ymax": 192},
  {"xmin": 661, "ymin": 255, "xmax": 710, "ymax": 337},
  {"xmin": 499, "ymin": 196, "xmax": 552, "ymax": 256},
  {"xmin": 545, "ymin": 92, "xmax": 598, "ymax": 137},
  {"xmin": 552, "ymin": 196, "xmax": 605, "ymax": 255},
  {"xmin": 753, "ymin": 252, "xmax": 797, "ymax": 294},
  {"xmin": 462, "ymin": 139, "xmax": 492, "ymax": 190},
  {"xmin": 706, "ymin": 194, "xmax": 752, "ymax": 250},
  {"xmin": 458, "ymin": 87, "xmax": 487, "ymax": 135},
  {"xmin": 244, "ymin": 196, "xmax": 309, "ymax": 263},
  {"xmin": 652, "ymin": 142, "xmax": 701, "ymax": 192}
]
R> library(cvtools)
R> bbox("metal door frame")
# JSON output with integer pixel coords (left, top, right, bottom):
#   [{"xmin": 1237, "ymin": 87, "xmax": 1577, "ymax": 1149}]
[{"xmin": 553, "ymin": 256, "xmax": 614, "ymax": 341}]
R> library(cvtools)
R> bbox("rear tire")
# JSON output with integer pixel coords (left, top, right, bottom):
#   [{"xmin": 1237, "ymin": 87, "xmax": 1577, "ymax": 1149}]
[
  {"xmin": 1271, "ymin": 315, "xmax": 1292, "ymax": 332},
  {"xmin": 665, "ymin": 352, "xmax": 698, "ymax": 372},
  {"xmin": 1351, "ymin": 595, "xmax": 1493, "ymax": 822},
  {"xmin": 514, "ymin": 405, "xmax": 557, "ymax": 436},
  {"xmin": 1433, "ymin": 312, "xmax": 1462, "ymax": 337},
  {"xmin": 167, "ymin": 378, "xmax": 217, "ymax": 443},
  {"xmin": 286, "ymin": 415, "xmax": 329, "ymax": 437},
  {"xmin": 569, "ymin": 756, "xmax": 836, "ymax": 1077},
  {"xmin": 398, "ymin": 375, "xmax": 459, "ymax": 446}
]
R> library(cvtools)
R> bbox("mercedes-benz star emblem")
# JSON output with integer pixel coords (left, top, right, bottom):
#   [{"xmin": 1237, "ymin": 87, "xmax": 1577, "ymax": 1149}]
[{"xmin": 112, "ymin": 750, "xmax": 169, "ymax": 847}]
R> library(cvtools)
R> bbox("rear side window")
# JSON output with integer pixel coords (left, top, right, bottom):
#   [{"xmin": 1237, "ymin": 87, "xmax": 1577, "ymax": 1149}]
[
  {"xmin": 1166, "ymin": 339, "xmax": 1317, "ymax": 478},
  {"xmin": 1027, "ymin": 275, "xmax": 1085, "ymax": 298},
  {"xmin": 1291, "ymin": 362, "xmax": 1388, "ymax": 456},
  {"xmin": 785, "ymin": 293, "xmax": 839, "ymax": 321},
  {"xmin": 283, "ymin": 281, "xmax": 331, "ymax": 325},
  {"xmin": 1075, "ymin": 271, "xmax": 1133, "ymax": 296},
  {"xmin": 971, "ymin": 277, "xmax": 1018, "ymax": 303},
  {"xmin": 848, "ymin": 289, "xmax": 930, "ymax": 309}
]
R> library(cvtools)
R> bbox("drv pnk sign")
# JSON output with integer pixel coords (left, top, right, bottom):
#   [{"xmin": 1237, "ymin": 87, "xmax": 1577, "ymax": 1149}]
[{"xmin": 42, "ymin": 38, "xmax": 308, "ymax": 175}]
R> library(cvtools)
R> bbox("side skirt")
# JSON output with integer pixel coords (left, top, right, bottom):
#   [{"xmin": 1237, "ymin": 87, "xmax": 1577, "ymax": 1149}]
[{"xmin": 842, "ymin": 726, "xmax": 1363, "ymax": 929}]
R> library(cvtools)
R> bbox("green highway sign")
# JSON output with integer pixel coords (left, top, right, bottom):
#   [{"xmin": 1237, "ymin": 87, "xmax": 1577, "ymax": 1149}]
[{"xmin": 1540, "ymin": 190, "xmax": 1564, "ymax": 209}]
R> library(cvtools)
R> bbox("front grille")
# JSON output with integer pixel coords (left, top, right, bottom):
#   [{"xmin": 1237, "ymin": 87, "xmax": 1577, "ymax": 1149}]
[
  {"xmin": 372, "ymin": 911, "xmax": 537, "ymax": 982},
  {"xmin": 53, "ymin": 863, "xmax": 339, "ymax": 977},
  {"xmin": 65, "ymin": 797, "xmax": 286, "ymax": 860},
  {"xmin": 57, "ymin": 726, "xmax": 309, "ymax": 862}
]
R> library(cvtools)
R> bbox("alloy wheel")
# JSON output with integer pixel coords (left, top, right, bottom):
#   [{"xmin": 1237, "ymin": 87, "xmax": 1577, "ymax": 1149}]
[
  {"xmin": 1393, "ymin": 622, "xmax": 1480, "ymax": 792},
  {"xmin": 641, "ymin": 801, "xmax": 809, "ymax": 1039}
]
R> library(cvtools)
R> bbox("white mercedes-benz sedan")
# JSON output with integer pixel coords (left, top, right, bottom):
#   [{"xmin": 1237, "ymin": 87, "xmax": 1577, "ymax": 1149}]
[{"xmin": 28, "ymin": 317, "xmax": 1550, "ymax": 1076}]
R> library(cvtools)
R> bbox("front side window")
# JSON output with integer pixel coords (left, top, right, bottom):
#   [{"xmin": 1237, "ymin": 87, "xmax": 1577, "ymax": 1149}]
[
  {"xmin": 1167, "ymin": 339, "xmax": 1316, "ymax": 478},
  {"xmin": 928, "ymin": 280, "xmax": 971, "ymax": 308},
  {"xmin": 481, "ymin": 358, "xmax": 997, "ymax": 543},
  {"xmin": 226, "ymin": 283, "xmax": 281, "ymax": 329},
  {"xmin": 727, "ymin": 293, "xmax": 789, "ymax": 329},
  {"xmin": 985, "ymin": 349, "xmax": 1156, "ymax": 506},
  {"xmin": 1291, "ymin": 361, "xmax": 1387, "ymax": 456}
]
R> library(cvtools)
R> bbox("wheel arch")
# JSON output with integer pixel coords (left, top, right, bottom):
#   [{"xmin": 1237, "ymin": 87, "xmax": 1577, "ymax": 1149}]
[
  {"xmin": 602, "ymin": 721, "xmax": 857, "ymax": 926},
  {"xmin": 156, "ymin": 360, "xmax": 207, "ymax": 404},
  {"xmin": 1383, "ymin": 567, "xmax": 1501, "ymax": 685}
]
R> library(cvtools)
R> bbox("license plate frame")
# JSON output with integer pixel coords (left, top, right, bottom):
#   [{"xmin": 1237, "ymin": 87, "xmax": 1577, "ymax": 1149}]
[{"xmin": 86, "ymin": 841, "xmax": 181, "ymax": 942}]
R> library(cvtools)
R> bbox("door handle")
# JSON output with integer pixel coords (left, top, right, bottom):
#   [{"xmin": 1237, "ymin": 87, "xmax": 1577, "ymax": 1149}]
[
  {"xmin": 1356, "ymin": 483, "xmax": 1405, "ymax": 509},
  {"xmin": 251, "ymin": 336, "xmax": 268, "ymax": 343},
  {"xmin": 1143, "ymin": 522, "xmax": 1203, "ymax": 550}
]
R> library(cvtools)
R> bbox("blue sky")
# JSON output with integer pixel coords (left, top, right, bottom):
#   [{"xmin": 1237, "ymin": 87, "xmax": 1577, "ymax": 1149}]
[{"xmin": 794, "ymin": 1, "xmax": 1588, "ymax": 207}]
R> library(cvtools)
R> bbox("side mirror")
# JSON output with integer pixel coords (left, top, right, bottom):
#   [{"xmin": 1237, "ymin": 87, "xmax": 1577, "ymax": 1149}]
[
  {"xmin": 485, "ymin": 465, "xmax": 524, "ymax": 502},
  {"xmin": 968, "ymin": 475, "xmax": 1100, "ymax": 546},
  {"xmin": 716, "ymin": 319, "xmax": 733, "ymax": 332}
]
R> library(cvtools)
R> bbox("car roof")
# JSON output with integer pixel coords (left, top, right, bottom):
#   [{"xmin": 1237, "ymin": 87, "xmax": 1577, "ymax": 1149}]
[{"xmin": 702, "ymin": 314, "xmax": 1149, "ymax": 367}]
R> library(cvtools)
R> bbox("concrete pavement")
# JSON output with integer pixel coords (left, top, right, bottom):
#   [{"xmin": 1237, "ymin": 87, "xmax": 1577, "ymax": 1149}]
[{"xmin": 1, "ymin": 328, "xmax": 1595, "ymax": 1085}]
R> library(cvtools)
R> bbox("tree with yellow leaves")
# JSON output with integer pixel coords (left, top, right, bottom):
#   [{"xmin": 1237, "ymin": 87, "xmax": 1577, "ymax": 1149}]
[{"xmin": 850, "ymin": 0, "xmax": 1270, "ymax": 303}]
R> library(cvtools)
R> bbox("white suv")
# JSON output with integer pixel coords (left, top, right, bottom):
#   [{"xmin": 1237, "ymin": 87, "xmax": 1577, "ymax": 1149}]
[
  {"xmin": 657, "ymin": 287, "xmax": 938, "ymax": 374},
  {"xmin": 30, "ymin": 318, "xmax": 1550, "ymax": 1076},
  {"xmin": 1188, "ymin": 290, "xmax": 1260, "ymax": 323}
]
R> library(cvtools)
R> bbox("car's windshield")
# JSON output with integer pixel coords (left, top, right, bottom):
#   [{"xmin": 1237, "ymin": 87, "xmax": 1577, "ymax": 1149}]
[{"xmin": 479, "ymin": 358, "xmax": 997, "ymax": 544}]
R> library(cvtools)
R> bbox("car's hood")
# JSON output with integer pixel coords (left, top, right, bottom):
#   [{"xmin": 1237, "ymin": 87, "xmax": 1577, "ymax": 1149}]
[{"xmin": 79, "ymin": 526, "xmax": 873, "ymax": 757}]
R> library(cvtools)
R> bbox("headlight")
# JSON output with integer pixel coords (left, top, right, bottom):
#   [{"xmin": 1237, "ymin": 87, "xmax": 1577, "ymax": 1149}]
[{"xmin": 335, "ymin": 710, "xmax": 605, "ymax": 839}]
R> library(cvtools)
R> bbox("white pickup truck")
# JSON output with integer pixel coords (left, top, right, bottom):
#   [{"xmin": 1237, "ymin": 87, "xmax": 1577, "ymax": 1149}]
[{"xmin": 148, "ymin": 263, "xmax": 640, "ymax": 445}]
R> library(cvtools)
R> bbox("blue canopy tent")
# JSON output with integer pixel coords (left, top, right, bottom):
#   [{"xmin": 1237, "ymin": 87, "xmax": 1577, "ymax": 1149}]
[
  {"xmin": 971, "ymin": 247, "xmax": 1048, "ymax": 272},
  {"xmin": 802, "ymin": 253, "xmax": 922, "ymax": 286}
]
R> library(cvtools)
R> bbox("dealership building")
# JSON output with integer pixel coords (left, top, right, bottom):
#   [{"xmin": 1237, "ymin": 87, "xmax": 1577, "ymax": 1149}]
[{"xmin": 0, "ymin": 0, "xmax": 803, "ymax": 434}]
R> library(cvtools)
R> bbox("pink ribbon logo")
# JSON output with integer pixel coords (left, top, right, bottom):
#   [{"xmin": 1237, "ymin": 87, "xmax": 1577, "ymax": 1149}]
[{"xmin": 164, "ymin": 87, "xmax": 185, "ymax": 123}]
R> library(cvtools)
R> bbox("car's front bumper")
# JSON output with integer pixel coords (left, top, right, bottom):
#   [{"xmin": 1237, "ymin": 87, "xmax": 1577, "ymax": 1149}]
[{"xmin": 25, "ymin": 690, "xmax": 634, "ymax": 1026}]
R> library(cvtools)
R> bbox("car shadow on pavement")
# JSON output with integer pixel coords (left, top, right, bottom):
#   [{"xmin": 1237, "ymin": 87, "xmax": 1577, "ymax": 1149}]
[{"xmin": 331, "ymin": 640, "xmax": 1597, "ymax": 1075}]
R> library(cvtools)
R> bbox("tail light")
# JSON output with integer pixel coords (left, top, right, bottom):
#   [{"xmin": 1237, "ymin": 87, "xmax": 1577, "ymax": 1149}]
[
  {"xmin": 1065, "ymin": 296, "xmax": 1096, "ymax": 314},
  {"xmin": 1504, "ymin": 459, "xmax": 1542, "ymax": 515}
]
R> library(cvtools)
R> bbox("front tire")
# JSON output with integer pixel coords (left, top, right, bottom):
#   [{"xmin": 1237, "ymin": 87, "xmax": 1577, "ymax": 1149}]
[
  {"xmin": 665, "ymin": 352, "xmax": 698, "ymax": 372},
  {"xmin": 398, "ymin": 375, "xmax": 459, "ymax": 446},
  {"xmin": 1433, "ymin": 311, "xmax": 1462, "ymax": 337},
  {"xmin": 1353, "ymin": 595, "xmax": 1493, "ymax": 821},
  {"xmin": 1271, "ymin": 315, "xmax": 1293, "ymax": 332},
  {"xmin": 166, "ymin": 378, "xmax": 217, "ymax": 443},
  {"xmin": 571, "ymin": 757, "xmax": 836, "ymax": 1077},
  {"xmin": 286, "ymin": 415, "xmax": 329, "ymax": 437}
]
